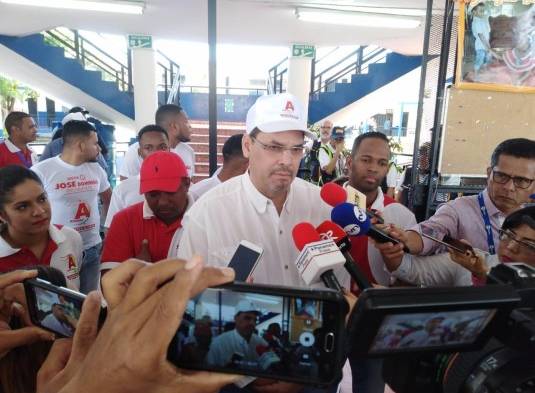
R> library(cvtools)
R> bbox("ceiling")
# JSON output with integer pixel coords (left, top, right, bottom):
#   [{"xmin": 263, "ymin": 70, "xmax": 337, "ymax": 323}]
[{"xmin": 0, "ymin": 0, "xmax": 445, "ymax": 54}]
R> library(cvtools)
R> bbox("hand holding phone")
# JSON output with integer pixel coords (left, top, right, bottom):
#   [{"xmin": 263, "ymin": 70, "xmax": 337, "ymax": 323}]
[{"xmin": 227, "ymin": 240, "xmax": 264, "ymax": 282}]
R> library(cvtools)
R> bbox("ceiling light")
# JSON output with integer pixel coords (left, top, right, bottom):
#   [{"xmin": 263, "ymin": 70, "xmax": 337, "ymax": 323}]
[
  {"xmin": 0, "ymin": 0, "xmax": 144, "ymax": 14},
  {"xmin": 295, "ymin": 8, "xmax": 421, "ymax": 29}
]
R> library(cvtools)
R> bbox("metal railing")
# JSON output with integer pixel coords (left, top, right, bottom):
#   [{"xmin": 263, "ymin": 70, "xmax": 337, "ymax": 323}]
[
  {"xmin": 268, "ymin": 46, "xmax": 390, "ymax": 97},
  {"xmin": 44, "ymin": 28, "xmax": 132, "ymax": 92},
  {"xmin": 180, "ymin": 85, "xmax": 267, "ymax": 95},
  {"xmin": 156, "ymin": 50, "xmax": 181, "ymax": 104}
]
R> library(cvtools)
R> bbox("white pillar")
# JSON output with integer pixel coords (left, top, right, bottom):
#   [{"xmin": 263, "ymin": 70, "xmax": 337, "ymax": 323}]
[
  {"xmin": 286, "ymin": 56, "xmax": 312, "ymax": 120},
  {"xmin": 131, "ymin": 48, "xmax": 157, "ymax": 131}
]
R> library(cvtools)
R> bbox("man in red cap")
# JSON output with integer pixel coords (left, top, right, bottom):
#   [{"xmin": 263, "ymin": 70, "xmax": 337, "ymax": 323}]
[{"xmin": 100, "ymin": 151, "xmax": 193, "ymax": 271}]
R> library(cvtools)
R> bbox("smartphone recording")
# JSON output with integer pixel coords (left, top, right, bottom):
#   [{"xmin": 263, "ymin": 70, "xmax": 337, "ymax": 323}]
[{"xmin": 167, "ymin": 283, "xmax": 347, "ymax": 386}]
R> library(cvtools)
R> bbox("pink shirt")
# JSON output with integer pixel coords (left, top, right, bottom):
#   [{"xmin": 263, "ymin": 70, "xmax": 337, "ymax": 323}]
[{"xmin": 410, "ymin": 189, "xmax": 506, "ymax": 255}]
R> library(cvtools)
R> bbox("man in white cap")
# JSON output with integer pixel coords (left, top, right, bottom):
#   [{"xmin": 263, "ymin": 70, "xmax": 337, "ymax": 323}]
[
  {"xmin": 206, "ymin": 300, "xmax": 271, "ymax": 368},
  {"xmin": 175, "ymin": 93, "xmax": 349, "ymax": 392}
]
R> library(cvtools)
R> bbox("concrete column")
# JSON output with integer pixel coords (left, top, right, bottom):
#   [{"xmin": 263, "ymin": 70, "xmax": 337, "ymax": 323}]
[
  {"xmin": 286, "ymin": 55, "xmax": 312, "ymax": 119},
  {"xmin": 131, "ymin": 48, "xmax": 157, "ymax": 131}
]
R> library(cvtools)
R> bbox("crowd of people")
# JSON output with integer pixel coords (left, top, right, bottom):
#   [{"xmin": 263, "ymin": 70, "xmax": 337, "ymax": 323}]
[{"xmin": 0, "ymin": 92, "xmax": 534, "ymax": 393}]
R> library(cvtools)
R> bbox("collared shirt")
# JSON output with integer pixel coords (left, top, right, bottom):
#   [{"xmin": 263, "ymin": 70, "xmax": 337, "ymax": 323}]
[
  {"xmin": 189, "ymin": 171, "xmax": 222, "ymax": 201},
  {"xmin": 206, "ymin": 329, "xmax": 268, "ymax": 367},
  {"xmin": 40, "ymin": 137, "xmax": 109, "ymax": 174},
  {"xmin": 174, "ymin": 173, "xmax": 349, "ymax": 288},
  {"xmin": 343, "ymin": 184, "xmax": 417, "ymax": 287},
  {"xmin": 0, "ymin": 139, "xmax": 37, "ymax": 168},
  {"xmin": 393, "ymin": 251, "xmax": 501, "ymax": 287},
  {"xmin": 104, "ymin": 175, "xmax": 144, "ymax": 228},
  {"xmin": 101, "ymin": 195, "xmax": 194, "ymax": 270},
  {"xmin": 410, "ymin": 188, "xmax": 505, "ymax": 255},
  {"xmin": 41, "ymin": 314, "xmax": 74, "ymax": 336},
  {"xmin": 0, "ymin": 224, "xmax": 82, "ymax": 290},
  {"xmin": 119, "ymin": 141, "xmax": 196, "ymax": 178}
]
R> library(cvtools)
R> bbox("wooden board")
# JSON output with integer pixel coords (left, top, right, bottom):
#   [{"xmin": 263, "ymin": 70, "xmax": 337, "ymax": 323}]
[{"xmin": 439, "ymin": 87, "xmax": 535, "ymax": 176}]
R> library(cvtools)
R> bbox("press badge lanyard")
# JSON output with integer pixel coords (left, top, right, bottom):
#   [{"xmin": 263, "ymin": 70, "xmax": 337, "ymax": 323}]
[{"xmin": 477, "ymin": 192, "xmax": 496, "ymax": 255}]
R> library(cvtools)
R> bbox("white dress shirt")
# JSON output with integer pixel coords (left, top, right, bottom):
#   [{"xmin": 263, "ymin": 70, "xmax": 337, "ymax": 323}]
[
  {"xmin": 189, "ymin": 170, "xmax": 222, "ymax": 201},
  {"xmin": 206, "ymin": 329, "xmax": 268, "ymax": 367},
  {"xmin": 174, "ymin": 173, "xmax": 349, "ymax": 288},
  {"xmin": 104, "ymin": 175, "xmax": 144, "ymax": 228},
  {"xmin": 119, "ymin": 142, "xmax": 196, "ymax": 178}
]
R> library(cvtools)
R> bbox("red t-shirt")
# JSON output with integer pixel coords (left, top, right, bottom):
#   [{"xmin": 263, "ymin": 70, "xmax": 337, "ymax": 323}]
[
  {"xmin": 101, "ymin": 202, "xmax": 183, "ymax": 265},
  {"xmin": 349, "ymin": 194, "xmax": 397, "ymax": 292},
  {"xmin": 0, "ymin": 141, "xmax": 34, "ymax": 168}
]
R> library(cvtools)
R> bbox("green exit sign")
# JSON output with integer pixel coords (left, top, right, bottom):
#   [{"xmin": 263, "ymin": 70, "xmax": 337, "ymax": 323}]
[
  {"xmin": 291, "ymin": 44, "xmax": 315, "ymax": 58},
  {"xmin": 128, "ymin": 34, "xmax": 152, "ymax": 49}
]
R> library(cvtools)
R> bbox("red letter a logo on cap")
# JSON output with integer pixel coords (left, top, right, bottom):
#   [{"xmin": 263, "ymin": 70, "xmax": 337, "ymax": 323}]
[{"xmin": 284, "ymin": 101, "xmax": 295, "ymax": 112}]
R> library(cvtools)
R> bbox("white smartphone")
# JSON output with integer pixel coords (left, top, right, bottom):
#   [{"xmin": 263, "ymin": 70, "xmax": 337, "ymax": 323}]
[{"xmin": 227, "ymin": 240, "xmax": 264, "ymax": 281}]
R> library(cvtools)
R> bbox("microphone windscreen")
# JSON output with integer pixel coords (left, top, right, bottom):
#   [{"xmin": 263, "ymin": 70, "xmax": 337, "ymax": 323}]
[
  {"xmin": 292, "ymin": 222, "xmax": 321, "ymax": 251},
  {"xmin": 316, "ymin": 220, "xmax": 348, "ymax": 243},
  {"xmin": 320, "ymin": 182, "xmax": 347, "ymax": 207},
  {"xmin": 331, "ymin": 202, "xmax": 371, "ymax": 237}
]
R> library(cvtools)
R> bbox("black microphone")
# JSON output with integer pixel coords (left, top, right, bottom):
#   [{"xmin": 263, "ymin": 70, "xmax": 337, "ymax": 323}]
[
  {"xmin": 331, "ymin": 203, "xmax": 411, "ymax": 253},
  {"xmin": 316, "ymin": 220, "xmax": 372, "ymax": 291}
]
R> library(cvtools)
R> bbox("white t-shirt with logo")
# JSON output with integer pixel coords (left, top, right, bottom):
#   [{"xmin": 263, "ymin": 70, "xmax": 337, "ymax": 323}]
[
  {"xmin": 118, "ymin": 142, "xmax": 196, "ymax": 178},
  {"xmin": 32, "ymin": 156, "xmax": 110, "ymax": 250}
]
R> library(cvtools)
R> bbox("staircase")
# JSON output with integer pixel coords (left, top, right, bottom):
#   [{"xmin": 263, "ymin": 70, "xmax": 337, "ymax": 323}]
[
  {"xmin": 269, "ymin": 46, "xmax": 422, "ymax": 124},
  {"xmin": 189, "ymin": 121, "xmax": 246, "ymax": 182},
  {"xmin": 308, "ymin": 52, "xmax": 422, "ymax": 123},
  {"xmin": 0, "ymin": 32, "xmax": 135, "ymax": 119}
]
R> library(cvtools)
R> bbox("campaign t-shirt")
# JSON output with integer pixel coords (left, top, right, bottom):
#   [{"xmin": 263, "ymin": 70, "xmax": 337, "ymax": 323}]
[{"xmin": 32, "ymin": 156, "xmax": 110, "ymax": 249}]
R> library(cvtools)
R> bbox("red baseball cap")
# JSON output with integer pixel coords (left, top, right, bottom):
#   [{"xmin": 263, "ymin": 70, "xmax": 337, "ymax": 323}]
[{"xmin": 140, "ymin": 151, "xmax": 188, "ymax": 194}]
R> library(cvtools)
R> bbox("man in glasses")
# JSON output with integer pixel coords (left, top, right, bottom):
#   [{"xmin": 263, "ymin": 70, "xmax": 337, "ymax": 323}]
[
  {"xmin": 173, "ymin": 93, "xmax": 349, "ymax": 392},
  {"xmin": 380, "ymin": 138, "xmax": 535, "ymax": 259}
]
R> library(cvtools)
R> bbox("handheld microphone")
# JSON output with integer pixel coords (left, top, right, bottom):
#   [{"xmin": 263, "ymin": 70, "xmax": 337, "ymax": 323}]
[
  {"xmin": 316, "ymin": 220, "xmax": 372, "ymax": 290},
  {"xmin": 331, "ymin": 203, "xmax": 410, "ymax": 253},
  {"xmin": 291, "ymin": 222, "xmax": 344, "ymax": 291},
  {"xmin": 320, "ymin": 182, "xmax": 384, "ymax": 224}
]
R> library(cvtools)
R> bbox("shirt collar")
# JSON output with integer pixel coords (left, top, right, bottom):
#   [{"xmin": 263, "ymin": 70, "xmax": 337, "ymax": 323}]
[
  {"xmin": 241, "ymin": 173, "xmax": 293, "ymax": 214},
  {"xmin": 482, "ymin": 188, "xmax": 503, "ymax": 217},
  {"xmin": 0, "ymin": 225, "xmax": 63, "ymax": 258},
  {"xmin": 4, "ymin": 138, "xmax": 31, "ymax": 153},
  {"xmin": 142, "ymin": 193, "xmax": 195, "ymax": 220},
  {"xmin": 341, "ymin": 182, "xmax": 385, "ymax": 209}
]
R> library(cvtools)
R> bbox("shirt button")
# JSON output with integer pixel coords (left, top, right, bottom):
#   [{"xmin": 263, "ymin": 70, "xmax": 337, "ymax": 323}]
[
  {"xmin": 279, "ymin": 230, "xmax": 283, "ymax": 235},
  {"xmin": 285, "ymin": 265, "xmax": 289, "ymax": 269}
]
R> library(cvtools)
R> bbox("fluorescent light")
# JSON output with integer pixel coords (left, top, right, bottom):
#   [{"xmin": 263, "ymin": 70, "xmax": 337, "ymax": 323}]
[
  {"xmin": 0, "ymin": 0, "xmax": 144, "ymax": 14},
  {"xmin": 295, "ymin": 8, "xmax": 421, "ymax": 29}
]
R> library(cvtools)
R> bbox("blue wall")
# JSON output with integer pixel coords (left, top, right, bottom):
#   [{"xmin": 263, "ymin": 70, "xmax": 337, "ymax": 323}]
[{"xmin": 159, "ymin": 92, "xmax": 261, "ymax": 122}]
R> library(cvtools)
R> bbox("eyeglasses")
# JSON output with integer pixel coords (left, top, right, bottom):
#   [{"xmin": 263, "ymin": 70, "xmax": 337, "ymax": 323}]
[
  {"xmin": 499, "ymin": 229, "xmax": 535, "ymax": 253},
  {"xmin": 492, "ymin": 170, "xmax": 534, "ymax": 189},
  {"xmin": 251, "ymin": 137, "xmax": 305, "ymax": 157}
]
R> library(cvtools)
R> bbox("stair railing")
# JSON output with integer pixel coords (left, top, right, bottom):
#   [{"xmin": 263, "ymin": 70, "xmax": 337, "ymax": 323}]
[
  {"xmin": 267, "ymin": 45, "xmax": 390, "ymax": 97},
  {"xmin": 43, "ymin": 28, "xmax": 132, "ymax": 92},
  {"xmin": 156, "ymin": 50, "xmax": 181, "ymax": 104},
  {"xmin": 310, "ymin": 46, "xmax": 389, "ymax": 96}
]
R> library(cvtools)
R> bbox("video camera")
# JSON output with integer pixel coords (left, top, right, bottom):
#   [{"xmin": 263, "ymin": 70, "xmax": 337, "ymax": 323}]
[{"xmin": 346, "ymin": 263, "xmax": 535, "ymax": 393}]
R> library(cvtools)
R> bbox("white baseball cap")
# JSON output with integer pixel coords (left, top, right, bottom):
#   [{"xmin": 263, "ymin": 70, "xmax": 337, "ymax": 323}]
[
  {"xmin": 235, "ymin": 300, "xmax": 260, "ymax": 315},
  {"xmin": 246, "ymin": 93, "xmax": 315, "ymax": 140},
  {"xmin": 61, "ymin": 112, "xmax": 87, "ymax": 125}
]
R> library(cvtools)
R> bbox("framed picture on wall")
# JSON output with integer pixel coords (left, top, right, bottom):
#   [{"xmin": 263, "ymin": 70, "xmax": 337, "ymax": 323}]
[{"xmin": 456, "ymin": 0, "xmax": 535, "ymax": 93}]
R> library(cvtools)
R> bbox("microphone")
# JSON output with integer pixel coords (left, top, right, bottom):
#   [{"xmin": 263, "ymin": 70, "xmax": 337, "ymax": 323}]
[
  {"xmin": 320, "ymin": 182, "xmax": 384, "ymax": 224},
  {"xmin": 291, "ymin": 222, "xmax": 344, "ymax": 291},
  {"xmin": 331, "ymin": 203, "xmax": 410, "ymax": 253},
  {"xmin": 316, "ymin": 220, "xmax": 372, "ymax": 290}
]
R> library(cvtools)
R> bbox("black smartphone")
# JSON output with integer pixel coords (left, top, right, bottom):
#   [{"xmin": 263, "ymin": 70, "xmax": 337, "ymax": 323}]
[
  {"xmin": 167, "ymin": 282, "xmax": 348, "ymax": 387},
  {"xmin": 24, "ymin": 278, "xmax": 106, "ymax": 338},
  {"xmin": 227, "ymin": 240, "xmax": 264, "ymax": 282},
  {"xmin": 347, "ymin": 285, "xmax": 519, "ymax": 357}
]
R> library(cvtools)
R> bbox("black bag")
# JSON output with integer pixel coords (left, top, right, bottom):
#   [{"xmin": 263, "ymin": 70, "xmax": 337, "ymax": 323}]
[{"xmin": 297, "ymin": 140, "xmax": 322, "ymax": 183}]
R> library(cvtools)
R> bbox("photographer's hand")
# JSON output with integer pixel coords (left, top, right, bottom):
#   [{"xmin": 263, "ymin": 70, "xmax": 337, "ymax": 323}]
[
  {"xmin": 38, "ymin": 257, "xmax": 240, "ymax": 393},
  {"xmin": 0, "ymin": 269, "xmax": 54, "ymax": 359}
]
